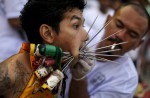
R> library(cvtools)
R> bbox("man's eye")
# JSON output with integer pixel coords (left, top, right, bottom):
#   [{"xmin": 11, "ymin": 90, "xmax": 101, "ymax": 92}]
[
  {"xmin": 73, "ymin": 24, "xmax": 79, "ymax": 29},
  {"xmin": 116, "ymin": 22, "xmax": 123, "ymax": 28},
  {"xmin": 129, "ymin": 32, "xmax": 138, "ymax": 38}
]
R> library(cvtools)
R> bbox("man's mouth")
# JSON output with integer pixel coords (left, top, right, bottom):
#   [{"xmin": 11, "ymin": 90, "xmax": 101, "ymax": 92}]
[
  {"xmin": 106, "ymin": 51, "xmax": 113, "ymax": 55},
  {"xmin": 111, "ymin": 43, "xmax": 116, "ymax": 50},
  {"xmin": 111, "ymin": 43, "xmax": 122, "ymax": 50},
  {"xmin": 108, "ymin": 37, "xmax": 123, "ymax": 49}
]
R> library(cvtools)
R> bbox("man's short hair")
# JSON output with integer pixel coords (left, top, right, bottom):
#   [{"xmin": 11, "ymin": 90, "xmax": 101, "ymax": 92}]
[{"xmin": 20, "ymin": 0, "xmax": 85, "ymax": 44}]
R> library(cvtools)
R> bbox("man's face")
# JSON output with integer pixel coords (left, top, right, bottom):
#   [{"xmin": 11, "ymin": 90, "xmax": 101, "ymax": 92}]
[
  {"xmin": 97, "ymin": 6, "xmax": 148, "ymax": 58},
  {"xmin": 53, "ymin": 9, "xmax": 88, "ymax": 58}
]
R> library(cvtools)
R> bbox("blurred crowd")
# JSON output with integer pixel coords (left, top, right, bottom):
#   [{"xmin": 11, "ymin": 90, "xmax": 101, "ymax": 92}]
[
  {"xmin": 0, "ymin": 0, "xmax": 28, "ymax": 62},
  {"xmin": 0, "ymin": 0, "xmax": 150, "ymax": 98}
]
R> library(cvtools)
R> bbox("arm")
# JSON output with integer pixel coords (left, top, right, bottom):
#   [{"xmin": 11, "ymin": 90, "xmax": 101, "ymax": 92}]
[
  {"xmin": 0, "ymin": 54, "xmax": 32, "ymax": 97},
  {"xmin": 0, "ymin": 61, "xmax": 12, "ymax": 95},
  {"xmin": 8, "ymin": 18, "xmax": 22, "ymax": 31},
  {"xmin": 69, "ymin": 57, "xmax": 94, "ymax": 98},
  {"xmin": 69, "ymin": 78, "xmax": 89, "ymax": 98}
]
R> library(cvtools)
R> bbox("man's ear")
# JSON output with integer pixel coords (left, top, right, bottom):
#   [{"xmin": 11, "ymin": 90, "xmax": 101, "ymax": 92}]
[
  {"xmin": 39, "ymin": 24, "xmax": 55, "ymax": 44},
  {"xmin": 105, "ymin": 15, "xmax": 112, "ymax": 24},
  {"xmin": 133, "ymin": 39, "xmax": 144, "ymax": 50}
]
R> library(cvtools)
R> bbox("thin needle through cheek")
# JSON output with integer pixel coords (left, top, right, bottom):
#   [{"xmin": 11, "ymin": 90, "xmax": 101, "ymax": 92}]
[{"xmin": 80, "ymin": 19, "xmax": 112, "ymax": 51}]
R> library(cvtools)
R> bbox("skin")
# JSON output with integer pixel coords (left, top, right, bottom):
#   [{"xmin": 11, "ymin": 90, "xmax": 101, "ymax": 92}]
[
  {"xmin": 69, "ymin": 5, "xmax": 148, "ymax": 98},
  {"xmin": 40, "ymin": 9, "xmax": 88, "ymax": 58},
  {"xmin": 51, "ymin": 9, "xmax": 88, "ymax": 58},
  {"xmin": 0, "ymin": 53, "xmax": 32, "ymax": 98},
  {"xmin": 96, "ymin": 6, "xmax": 148, "ymax": 60},
  {"xmin": 0, "ymin": 8, "xmax": 88, "ymax": 98}
]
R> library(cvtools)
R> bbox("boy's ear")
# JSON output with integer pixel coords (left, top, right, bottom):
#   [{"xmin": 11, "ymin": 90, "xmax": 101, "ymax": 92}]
[{"xmin": 39, "ymin": 24, "xmax": 55, "ymax": 44}]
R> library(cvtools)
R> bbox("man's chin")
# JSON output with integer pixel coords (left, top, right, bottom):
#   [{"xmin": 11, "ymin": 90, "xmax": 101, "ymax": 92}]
[
  {"xmin": 99, "ymin": 56, "xmax": 117, "ymax": 61},
  {"xmin": 97, "ymin": 52, "xmax": 120, "ymax": 61}
]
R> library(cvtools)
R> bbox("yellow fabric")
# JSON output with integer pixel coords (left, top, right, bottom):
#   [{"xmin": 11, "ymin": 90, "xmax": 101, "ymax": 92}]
[
  {"xmin": 19, "ymin": 43, "xmax": 55, "ymax": 98},
  {"xmin": 30, "ymin": 44, "xmax": 35, "ymax": 56}
]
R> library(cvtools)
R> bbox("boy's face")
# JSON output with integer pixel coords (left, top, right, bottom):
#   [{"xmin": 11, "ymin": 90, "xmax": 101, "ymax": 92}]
[{"xmin": 52, "ymin": 8, "xmax": 88, "ymax": 58}]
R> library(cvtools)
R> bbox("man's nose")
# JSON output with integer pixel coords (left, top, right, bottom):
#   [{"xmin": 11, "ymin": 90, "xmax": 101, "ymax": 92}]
[{"xmin": 116, "ymin": 30, "xmax": 126, "ymax": 41}]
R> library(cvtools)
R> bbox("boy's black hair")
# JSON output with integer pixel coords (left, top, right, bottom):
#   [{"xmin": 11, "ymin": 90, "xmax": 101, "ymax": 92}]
[{"xmin": 20, "ymin": 0, "xmax": 85, "ymax": 44}]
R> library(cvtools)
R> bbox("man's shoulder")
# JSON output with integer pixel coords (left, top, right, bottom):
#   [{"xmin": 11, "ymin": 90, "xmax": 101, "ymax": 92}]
[
  {"xmin": 1, "ymin": 52, "xmax": 30, "ymax": 66},
  {"xmin": 0, "ymin": 52, "xmax": 32, "ymax": 97}
]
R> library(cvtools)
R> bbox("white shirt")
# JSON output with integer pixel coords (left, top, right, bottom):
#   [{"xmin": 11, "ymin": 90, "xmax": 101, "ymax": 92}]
[
  {"xmin": 0, "ymin": 0, "xmax": 27, "ymax": 62},
  {"xmin": 87, "ymin": 54, "xmax": 138, "ymax": 98}
]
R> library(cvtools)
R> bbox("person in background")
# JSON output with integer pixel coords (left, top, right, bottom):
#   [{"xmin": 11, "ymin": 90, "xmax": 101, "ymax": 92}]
[
  {"xmin": 83, "ymin": 0, "xmax": 114, "ymax": 39},
  {"xmin": 0, "ymin": 0, "xmax": 28, "ymax": 62},
  {"xmin": 135, "ymin": 29, "xmax": 150, "ymax": 98}
]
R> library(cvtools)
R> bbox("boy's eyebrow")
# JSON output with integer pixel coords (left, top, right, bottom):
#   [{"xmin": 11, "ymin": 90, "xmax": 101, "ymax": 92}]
[
  {"xmin": 71, "ymin": 15, "xmax": 85, "ymax": 24},
  {"xmin": 71, "ymin": 15, "xmax": 82, "ymax": 21}
]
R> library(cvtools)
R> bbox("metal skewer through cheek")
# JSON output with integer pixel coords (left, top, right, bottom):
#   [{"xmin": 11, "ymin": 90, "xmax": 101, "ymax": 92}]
[
  {"xmin": 61, "ymin": 18, "xmax": 125, "ymax": 71},
  {"xmin": 80, "ymin": 19, "xmax": 112, "ymax": 51},
  {"xmin": 84, "ymin": 48, "xmax": 121, "ymax": 54},
  {"xmin": 88, "ymin": 42, "xmax": 127, "ymax": 52},
  {"xmin": 88, "ymin": 30, "xmax": 122, "ymax": 49},
  {"xmin": 62, "ymin": 18, "xmax": 111, "ymax": 72},
  {"xmin": 84, "ymin": 15, "xmax": 99, "ymax": 41},
  {"xmin": 111, "ymin": 43, "xmax": 116, "ymax": 50},
  {"xmin": 62, "ymin": 57, "xmax": 74, "ymax": 72}
]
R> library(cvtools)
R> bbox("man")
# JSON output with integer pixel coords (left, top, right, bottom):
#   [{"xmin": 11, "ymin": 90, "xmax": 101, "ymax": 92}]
[
  {"xmin": 0, "ymin": 0, "xmax": 93, "ymax": 97},
  {"xmin": 0, "ymin": 0, "xmax": 27, "ymax": 62},
  {"xmin": 60, "ymin": 3, "xmax": 150, "ymax": 98}
]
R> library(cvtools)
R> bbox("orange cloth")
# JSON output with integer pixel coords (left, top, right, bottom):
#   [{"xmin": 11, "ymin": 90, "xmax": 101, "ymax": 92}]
[{"xmin": 19, "ymin": 43, "xmax": 55, "ymax": 98}]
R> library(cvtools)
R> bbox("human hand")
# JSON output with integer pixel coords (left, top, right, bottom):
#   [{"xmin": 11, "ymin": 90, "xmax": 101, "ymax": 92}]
[{"xmin": 70, "ymin": 57, "xmax": 95, "ymax": 81}]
